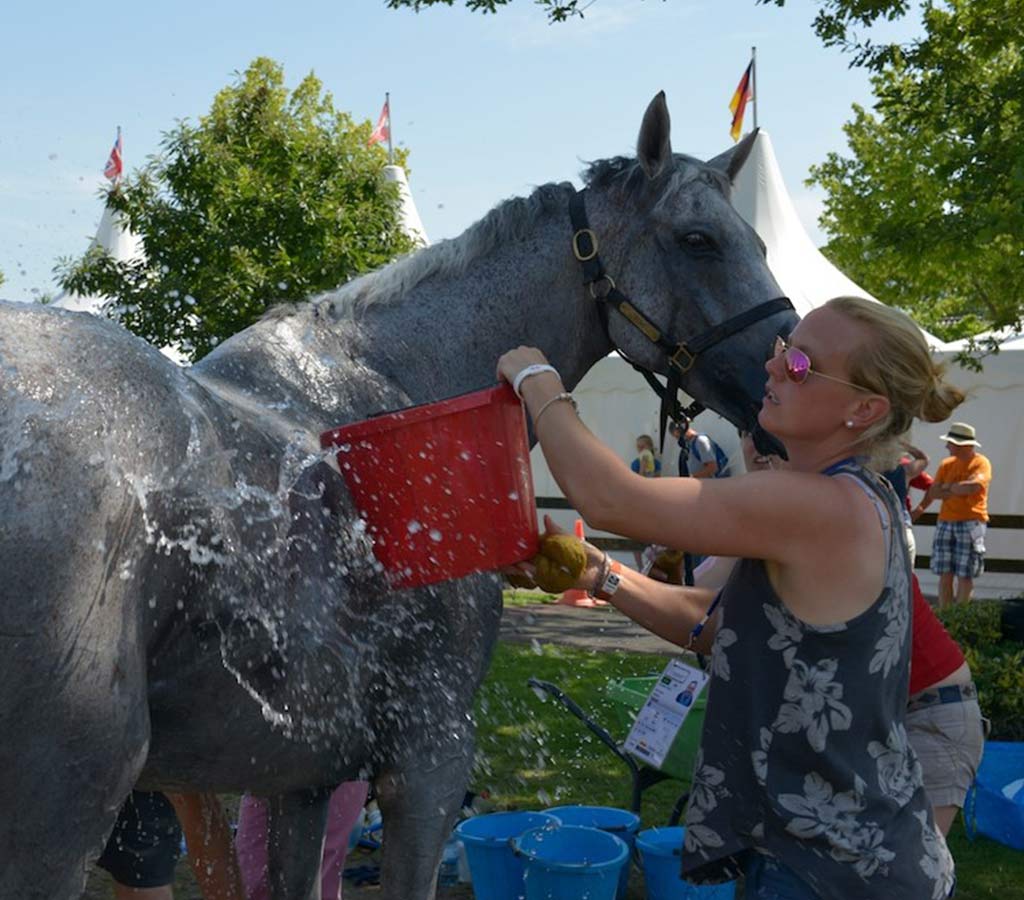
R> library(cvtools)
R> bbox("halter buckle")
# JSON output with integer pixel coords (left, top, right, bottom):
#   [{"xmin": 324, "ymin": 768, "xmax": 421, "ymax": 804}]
[
  {"xmin": 572, "ymin": 228, "xmax": 599, "ymax": 262},
  {"xmin": 588, "ymin": 274, "xmax": 615, "ymax": 300},
  {"xmin": 669, "ymin": 344, "xmax": 697, "ymax": 373}
]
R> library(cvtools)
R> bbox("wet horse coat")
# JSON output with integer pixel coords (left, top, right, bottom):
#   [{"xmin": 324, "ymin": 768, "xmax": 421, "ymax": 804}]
[{"xmin": 0, "ymin": 94, "xmax": 796, "ymax": 898}]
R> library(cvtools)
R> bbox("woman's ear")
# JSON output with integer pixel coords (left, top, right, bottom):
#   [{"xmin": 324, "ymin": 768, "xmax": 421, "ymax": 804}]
[{"xmin": 846, "ymin": 393, "xmax": 891, "ymax": 430}]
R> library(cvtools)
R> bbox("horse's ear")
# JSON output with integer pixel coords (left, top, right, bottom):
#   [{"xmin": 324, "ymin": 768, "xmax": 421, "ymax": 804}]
[
  {"xmin": 637, "ymin": 91, "xmax": 673, "ymax": 180},
  {"xmin": 706, "ymin": 128, "xmax": 759, "ymax": 183}
]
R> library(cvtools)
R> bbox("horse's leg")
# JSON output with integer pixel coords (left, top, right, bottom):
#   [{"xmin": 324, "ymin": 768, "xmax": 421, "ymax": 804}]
[
  {"xmin": 0, "ymin": 595, "xmax": 150, "ymax": 897},
  {"xmin": 375, "ymin": 739, "xmax": 474, "ymax": 900},
  {"xmin": 265, "ymin": 788, "xmax": 331, "ymax": 900}
]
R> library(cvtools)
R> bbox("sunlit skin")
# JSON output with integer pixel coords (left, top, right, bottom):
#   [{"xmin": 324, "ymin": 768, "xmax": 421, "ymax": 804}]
[
  {"xmin": 498, "ymin": 306, "xmax": 899, "ymax": 635},
  {"xmin": 501, "ymin": 307, "xmax": 971, "ymax": 843}
]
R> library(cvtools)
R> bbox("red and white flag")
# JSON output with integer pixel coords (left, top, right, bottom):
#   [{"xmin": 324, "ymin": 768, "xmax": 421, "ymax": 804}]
[
  {"xmin": 103, "ymin": 127, "xmax": 123, "ymax": 182},
  {"xmin": 367, "ymin": 98, "xmax": 390, "ymax": 147}
]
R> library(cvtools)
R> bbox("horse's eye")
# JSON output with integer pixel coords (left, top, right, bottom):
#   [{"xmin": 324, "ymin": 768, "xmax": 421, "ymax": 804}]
[{"xmin": 681, "ymin": 232, "xmax": 714, "ymax": 252}]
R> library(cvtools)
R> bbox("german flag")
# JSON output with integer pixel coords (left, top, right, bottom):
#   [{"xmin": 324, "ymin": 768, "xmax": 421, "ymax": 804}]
[{"xmin": 729, "ymin": 62, "xmax": 754, "ymax": 142}]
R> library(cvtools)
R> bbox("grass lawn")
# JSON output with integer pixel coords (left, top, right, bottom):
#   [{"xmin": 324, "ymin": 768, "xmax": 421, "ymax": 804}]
[
  {"xmin": 474, "ymin": 639, "xmax": 1024, "ymax": 900},
  {"xmin": 84, "ymin": 631, "xmax": 1024, "ymax": 898}
]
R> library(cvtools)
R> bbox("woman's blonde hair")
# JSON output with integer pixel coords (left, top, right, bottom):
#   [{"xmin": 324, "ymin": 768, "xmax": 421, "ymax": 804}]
[{"xmin": 826, "ymin": 296, "xmax": 965, "ymax": 469}]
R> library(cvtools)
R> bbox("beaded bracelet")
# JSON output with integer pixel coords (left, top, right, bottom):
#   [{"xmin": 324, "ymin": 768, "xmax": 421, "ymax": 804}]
[{"xmin": 531, "ymin": 391, "xmax": 578, "ymax": 428}]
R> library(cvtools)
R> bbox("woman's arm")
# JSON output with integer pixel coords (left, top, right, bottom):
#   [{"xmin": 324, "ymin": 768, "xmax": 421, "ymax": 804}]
[
  {"xmin": 601, "ymin": 563, "xmax": 722, "ymax": 655},
  {"xmin": 508, "ymin": 365, "xmax": 849, "ymax": 565}
]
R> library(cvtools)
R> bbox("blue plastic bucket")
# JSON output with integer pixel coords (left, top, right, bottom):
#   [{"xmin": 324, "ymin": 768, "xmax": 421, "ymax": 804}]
[
  {"xmin": 966, "ymin": 740, "xmax": 1024, "ymax": 850},
  {"xmin": 456, "ymin": 811, "xmax": 560, "ymax": 900},
  {"xmin": 513, "ymin": 824, "xmax": 629, "ymax": 900},
  {"xmin": 636, "ymin": 827, "xmax": 736, "ymax": 900},
  {"xmin": 545, "ymin": 805, "xmax": 640, "ymax": 899}
]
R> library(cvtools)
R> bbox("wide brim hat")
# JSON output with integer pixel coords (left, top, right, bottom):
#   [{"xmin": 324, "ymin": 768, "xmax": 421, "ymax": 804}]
[{"xmin": 940, "ymin": 422, "xmax": 981, "ymax": 447}]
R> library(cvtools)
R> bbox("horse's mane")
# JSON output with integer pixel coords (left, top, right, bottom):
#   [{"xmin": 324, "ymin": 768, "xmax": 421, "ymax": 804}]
[
  {"xmin": 297, "ymin": 180, "xmax": 572, "ymax": 320},
  {"xmin": 265, "ymin": 153, "xmax": 726, "ymax": 322}
]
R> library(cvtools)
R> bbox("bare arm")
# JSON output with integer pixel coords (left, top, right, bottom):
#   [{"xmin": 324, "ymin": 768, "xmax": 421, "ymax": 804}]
[
  {"xmin": 512, "ymin": 368, "xmax": 849, "ymax": 563},
  {"xmin": 602, "ymin": 564, "xmax": 722, "ymax": 655}
]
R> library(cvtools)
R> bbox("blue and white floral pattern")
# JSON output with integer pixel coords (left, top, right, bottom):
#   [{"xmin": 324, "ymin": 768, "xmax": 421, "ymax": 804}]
[{"xmin": 772, "ymin": 658, "xmax": 853, "ymax": 753}]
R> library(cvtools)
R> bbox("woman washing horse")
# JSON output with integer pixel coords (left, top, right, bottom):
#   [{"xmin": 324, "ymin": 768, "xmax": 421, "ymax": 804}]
[{"xmin": 499, "ymin": 295, "xmax": 960, "ymax": 899}]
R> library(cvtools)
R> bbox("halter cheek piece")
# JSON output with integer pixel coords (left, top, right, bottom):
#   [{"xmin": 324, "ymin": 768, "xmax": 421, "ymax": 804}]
[{"xmin": 569, "ymin": 189, "xmax": 793, "ymax": 449}]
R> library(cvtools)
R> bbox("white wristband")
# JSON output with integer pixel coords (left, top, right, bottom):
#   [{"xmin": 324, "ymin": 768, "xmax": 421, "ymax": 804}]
[{"xmin": 512, "ymin": 364, "xmax": 559, "ymax": 399}]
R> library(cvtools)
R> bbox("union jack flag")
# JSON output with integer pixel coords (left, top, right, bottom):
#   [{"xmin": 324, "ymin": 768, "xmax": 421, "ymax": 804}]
[{"xmin": 103, "ymin": 127, "xmax": 123, "ymax": 182}]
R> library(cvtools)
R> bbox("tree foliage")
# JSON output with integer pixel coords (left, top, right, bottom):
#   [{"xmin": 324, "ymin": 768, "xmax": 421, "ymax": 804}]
[
  {"xmin": 807, "ymin": 0, "xmax": 1024, "ymax": 340},
  {"xmin": 59, "ymin": 57, "xmax": 415, "ymax": 362},
  {"xmin": 384, "ymin": 0, "xmax": 593, "ymax": 23}
]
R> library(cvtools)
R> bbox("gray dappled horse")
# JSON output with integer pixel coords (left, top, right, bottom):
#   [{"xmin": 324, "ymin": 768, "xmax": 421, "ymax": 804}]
[{"xmin": 0, "ymin": 93, "xmax": 796, "ymax": 899}]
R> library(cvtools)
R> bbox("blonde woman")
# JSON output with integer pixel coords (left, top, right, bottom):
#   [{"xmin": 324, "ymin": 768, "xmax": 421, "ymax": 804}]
[{"xmin": 499, "ymin": 297, "xmax": 960, "ymax": 899}]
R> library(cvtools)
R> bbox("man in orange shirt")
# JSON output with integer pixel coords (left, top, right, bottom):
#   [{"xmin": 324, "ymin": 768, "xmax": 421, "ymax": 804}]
[{"xmin": 913, "ymin": 422, "xmax": 992, "ymax": 606}]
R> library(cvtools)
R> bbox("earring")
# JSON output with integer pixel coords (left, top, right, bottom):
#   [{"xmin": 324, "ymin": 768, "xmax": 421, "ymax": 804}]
[{"xmin": 845, "ymin": 420, "xmax": 855, "ymax": 428}]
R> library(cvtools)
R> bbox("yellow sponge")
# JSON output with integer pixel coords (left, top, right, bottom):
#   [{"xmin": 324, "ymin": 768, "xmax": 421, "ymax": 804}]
[{"xmin": 531, "ymin": 533, "xmax": 588, "ymax": 594}]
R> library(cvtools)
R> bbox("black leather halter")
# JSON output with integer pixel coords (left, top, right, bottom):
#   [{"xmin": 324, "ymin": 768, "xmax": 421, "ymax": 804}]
[{"xmin": 569, "ymin": 189, "xmax": 793, "ymax": 449}]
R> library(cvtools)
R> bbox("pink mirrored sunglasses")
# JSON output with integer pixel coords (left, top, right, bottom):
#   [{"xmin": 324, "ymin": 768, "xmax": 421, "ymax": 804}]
[{"xmin": 773, "ymin": 336, "xmax": 869, "ymax": 392}]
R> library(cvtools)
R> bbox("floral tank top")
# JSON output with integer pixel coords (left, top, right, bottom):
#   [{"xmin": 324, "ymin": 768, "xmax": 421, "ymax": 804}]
[{"xmin": 681, "ymin": 461, "xmax": 955, "ymax": 899}]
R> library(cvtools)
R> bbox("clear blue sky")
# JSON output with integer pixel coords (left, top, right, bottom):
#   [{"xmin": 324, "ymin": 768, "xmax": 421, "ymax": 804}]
[{"xmin": 0, "ymin": 0, "xmax": 918, "ymax": 301}]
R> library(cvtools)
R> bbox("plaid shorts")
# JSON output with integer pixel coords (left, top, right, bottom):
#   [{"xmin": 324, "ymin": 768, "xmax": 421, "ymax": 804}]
[{"xmin": 931, "ymin": 520, "xmax": 986, "ymax": 578}]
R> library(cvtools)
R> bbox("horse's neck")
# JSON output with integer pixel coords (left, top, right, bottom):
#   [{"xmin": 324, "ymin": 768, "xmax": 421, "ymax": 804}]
[{"xmin": 339, "ymin": 200, "xmax": 613, "ymax": 405}]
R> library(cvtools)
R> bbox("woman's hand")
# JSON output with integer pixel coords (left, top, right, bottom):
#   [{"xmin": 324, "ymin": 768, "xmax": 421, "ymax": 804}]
[
  {"xmin": 502, "ymin": 515, "xmax": 606, "ymax": 593},
  {"xmin": 496, "ymin": 347, "xmax": 552, "ymax": 387}
]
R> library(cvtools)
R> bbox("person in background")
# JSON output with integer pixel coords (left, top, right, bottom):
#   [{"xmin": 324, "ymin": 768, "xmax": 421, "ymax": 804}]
[
  {"xmin": 499, "ymin": 295, "xmax": 961, "ymax": 898},
  {"xmin": 235, "ymin": 782, "xmax": 369, "ymax": 900},
  {"xmin": 630, "ymin": 434, "xmax": 661, "ymax": 477},
  {"xmin": 97, "ymin": 791, "xmax": 242, "ymax": 900},
  {"xmin": 913, "ymin": 422, "xmax": 992, "ymax": 606},
  {"xmin": 677, "ymin": 416, "xmax": 730, "ymax": 479},
  {"xmin": 630, "ymin": 433, "xmax": 661, "ymax": 566}
]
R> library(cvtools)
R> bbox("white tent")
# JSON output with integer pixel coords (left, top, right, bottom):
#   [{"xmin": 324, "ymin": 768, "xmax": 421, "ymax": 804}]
[
  {"xmin": 49, "ymin": 163, "xmax": 430, "ymax": 362},
  {"xmin": 52, "ymin": 204, "xmax": 144, "ymax": 315},
  {"xmin": 383, "ymin": 165, "xmax": 429, "ymax": 247},
  {"xmin": 730, "ymin": 131, "xmax": 948, "ymax": 350},
  {"xmin": 531, "ymin": 131, "xmax": 1024, "ymax": 597}
]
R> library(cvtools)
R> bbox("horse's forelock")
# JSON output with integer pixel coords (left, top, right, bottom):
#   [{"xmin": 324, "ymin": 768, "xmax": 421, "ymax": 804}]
[{"xmin": 583, "ymin": 155, "xmax": 731, "ymax": 207}]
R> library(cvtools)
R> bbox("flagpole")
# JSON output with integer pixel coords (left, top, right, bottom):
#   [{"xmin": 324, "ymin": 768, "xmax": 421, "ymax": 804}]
[
  {"xmin": 751, "ymin": 47, "xmax": 758, "ymax": 130},
  {"xmin": 386, "ymin": 92, "xmax": 393, "ymax": 165}
]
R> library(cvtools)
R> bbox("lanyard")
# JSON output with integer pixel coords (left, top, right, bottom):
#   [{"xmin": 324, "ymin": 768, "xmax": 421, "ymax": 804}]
[{"xmin": 686, "ymin": 590, "xmax": 723, "ymax": 652}]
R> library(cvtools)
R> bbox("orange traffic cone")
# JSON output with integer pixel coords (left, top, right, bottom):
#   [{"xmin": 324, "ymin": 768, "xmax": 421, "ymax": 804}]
[{"xmin": 559, "ymin": 518, "xmax": 598, "ymax": 607}]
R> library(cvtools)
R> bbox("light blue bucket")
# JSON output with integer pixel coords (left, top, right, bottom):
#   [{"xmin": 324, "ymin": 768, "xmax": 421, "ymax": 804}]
[
  {"xmin": 513, "ymin": 824, "xmax": 629, "ymax": 900},
  {"xmin": 636, "ymin": 827, "xmax": 736, "ymax": 900},
  {"xmin": 455, "ymin": 811, "xmax": 560, "ymax": 900},
  {"xmin": 545, "ymin": 805, "xmax": 640, "ymax": 899}
]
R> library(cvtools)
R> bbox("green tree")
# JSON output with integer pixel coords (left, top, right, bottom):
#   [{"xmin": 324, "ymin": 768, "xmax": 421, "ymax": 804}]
[
  {"xmin": 0, "ymin": 269, "xmax": 5, "ymax": 289},
  {"xmin": 807, "ymin": 0, "xmax": 1024, "ymax": 340},
  {"xmin": 59, "ymin": 57, "xmax": 415, "ymax": 362},
  {"xmin": 384, "ymin": 0, "xmax": 591, "ymax": 23},
  {"xmin": 387, "ymin": 0, "xmax": 907, "ymax": 39}
]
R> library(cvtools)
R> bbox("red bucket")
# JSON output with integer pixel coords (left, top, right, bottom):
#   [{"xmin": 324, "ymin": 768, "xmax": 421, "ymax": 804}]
[{"xmin": 320, "ymin": 384, "xmax": 540, "ymax": 589}]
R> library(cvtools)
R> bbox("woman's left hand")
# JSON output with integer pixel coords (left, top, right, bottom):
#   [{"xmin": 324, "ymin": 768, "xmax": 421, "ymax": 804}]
[{"xmin": 496, "ymin": 347, "xmax": 552, "ymax": 386}]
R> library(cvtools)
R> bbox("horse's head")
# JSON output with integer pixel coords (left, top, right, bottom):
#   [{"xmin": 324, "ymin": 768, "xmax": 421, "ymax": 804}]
[{"xmin": 581, "ymin": 92, "xmax": 799, "ymax": 450}]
